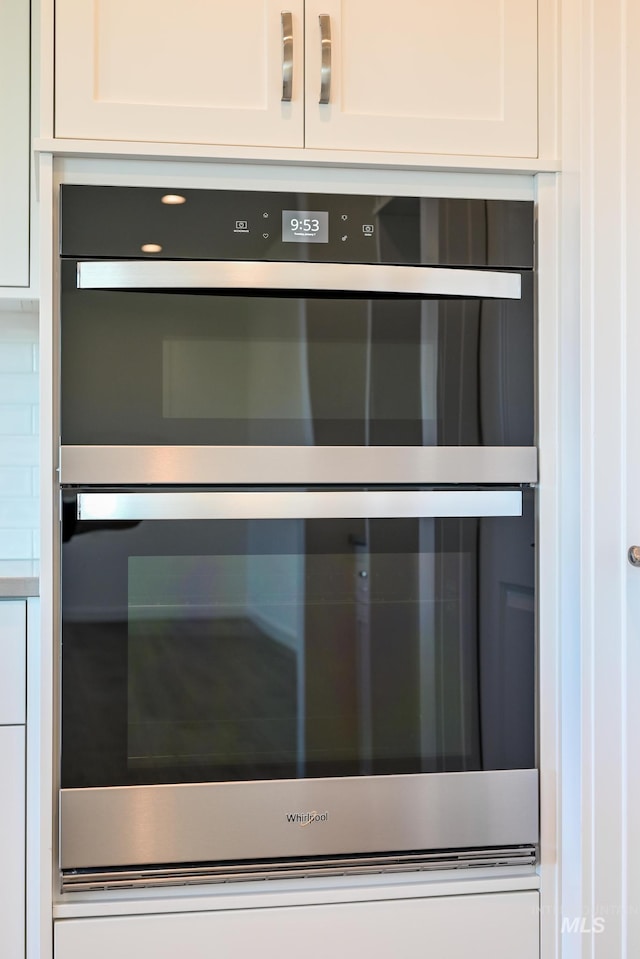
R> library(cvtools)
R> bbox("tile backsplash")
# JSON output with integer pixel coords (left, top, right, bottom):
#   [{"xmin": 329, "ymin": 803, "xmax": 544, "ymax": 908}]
[{"xmin": 0, "ymin": 309, "xmax": 39, "ymax": 573}]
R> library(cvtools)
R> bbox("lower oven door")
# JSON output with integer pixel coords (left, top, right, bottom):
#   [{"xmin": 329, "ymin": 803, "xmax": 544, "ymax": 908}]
[{"xmin": 60, "ymin": 487, "xmax": 537, "ymax": 882}]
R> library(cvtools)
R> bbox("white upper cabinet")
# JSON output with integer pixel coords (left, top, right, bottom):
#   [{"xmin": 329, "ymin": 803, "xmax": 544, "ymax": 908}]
[
  {"xmin": 54, "ymin": 0, "xmax": 539, "ymax": 158},
  {"xmin": 55, "ymin": 0, "xmax": 305, "ymax": 147},
  {"xmin": 304, "ymin": 0, "xmax": 538, "ymax": 157},
  {"xmin": 0, "ymin": 0, "xmax": 30, "ymax": 287}
]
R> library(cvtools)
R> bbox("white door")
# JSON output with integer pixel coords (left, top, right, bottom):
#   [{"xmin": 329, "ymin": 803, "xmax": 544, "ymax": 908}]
[
  {"xmin": 565, "ymin": 0, "xmax": 640, "ymax": 952},
  {"xmin": 627, "ymin": 3, "xmax": 640, "ymax": 950},
  {"xmin": 304, "ymin": 0, "xmax": 538, "ymax": 157},
  {"xmin": 55, "ymin": 0, "xmax": 304, "ymax": 147}
]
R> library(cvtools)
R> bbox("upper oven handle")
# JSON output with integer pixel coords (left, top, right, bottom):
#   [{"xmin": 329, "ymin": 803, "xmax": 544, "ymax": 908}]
[
  {"xmin": 76, "ymin": 490, "xmax": 523, "ymax": 521},
  {"xmin": 76, "ymin": 261, "xmax": 522, "ymax": 299}
]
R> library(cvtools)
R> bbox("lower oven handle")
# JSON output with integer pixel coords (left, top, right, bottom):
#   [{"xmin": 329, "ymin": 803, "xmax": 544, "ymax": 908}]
[
  {"xmin": 75, "ymin": 260, "xmax": 522, "ymax": 299},
  {"xmin": 76, "ymin": 490, "xmax": 522, "ymax": 521}
]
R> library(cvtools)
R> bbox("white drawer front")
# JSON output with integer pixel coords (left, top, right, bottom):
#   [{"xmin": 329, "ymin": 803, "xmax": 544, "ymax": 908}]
[
  {"xmin": 0, "ymin": 726, "xmax": 25, "ymax": 959},
  {"xmin": 55, "ymin": 891, "xmax": 539, "ymax": 959},
  {"xmin": 0, "ymin": 601, "xmax": 25, "ymax": 724}
]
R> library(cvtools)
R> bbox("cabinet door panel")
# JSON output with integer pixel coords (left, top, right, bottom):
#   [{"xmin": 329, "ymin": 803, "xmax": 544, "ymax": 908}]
[
  {"xmin": 0, "ymin": 0, "xmax": 29, "ymax": 287},
  {"xmin": 0, "ymin": 727, "xmax": 25, "ymax": 959},
  {"xmin": 55, "ymin": 0, "xmax": 304, "ymax": 147},
  {"xmin": 55, "ymin": 891, "xmax": 539, "ymax": 959},
  {"xmin": 0, "ymin": 601, "xmax": 26, "ymax": 725},
  {"xmin": 304, "ymin": 0, "xmax": 538, "ymax": 157}
]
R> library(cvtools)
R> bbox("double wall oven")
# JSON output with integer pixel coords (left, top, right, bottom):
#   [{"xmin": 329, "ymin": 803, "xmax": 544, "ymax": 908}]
[{"xmin": 57, "ymin": 186, "xmax": 538, "ymax": 890}]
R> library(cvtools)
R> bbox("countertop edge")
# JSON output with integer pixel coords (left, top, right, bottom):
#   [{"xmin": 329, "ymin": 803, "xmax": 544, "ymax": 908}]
[{"xmin": 0, "ymin": 577, "xmax": 40, "ymax": 598}]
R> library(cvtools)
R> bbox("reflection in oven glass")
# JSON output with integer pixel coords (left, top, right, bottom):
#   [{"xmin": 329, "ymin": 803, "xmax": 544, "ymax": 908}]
[{"xmin": 128, "ymin": 554, "xmax": 301, "ymax": 778}]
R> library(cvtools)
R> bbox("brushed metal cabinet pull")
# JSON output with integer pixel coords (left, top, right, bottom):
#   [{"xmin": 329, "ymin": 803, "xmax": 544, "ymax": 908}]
[
  {"xmin": 281, "ymin": 11, "xmax": 293, "ymax": 102},
  {"xmin": 319, "ymin": 14, "xmax": 332, "ymax": 104}
]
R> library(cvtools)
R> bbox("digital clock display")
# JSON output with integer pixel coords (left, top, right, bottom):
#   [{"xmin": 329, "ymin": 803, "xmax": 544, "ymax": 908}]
[{"xmin": 282, "ymin": 210, "xmax": 329, "ymax": 243}]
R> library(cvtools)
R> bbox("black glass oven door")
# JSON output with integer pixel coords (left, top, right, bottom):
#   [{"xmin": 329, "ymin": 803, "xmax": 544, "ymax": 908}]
[
  {"xmin": 60, "ymin": 261, "xmax": 533, "ymax": 451},
  {"xmin": 61, "ymin": 487, "xmax": 535, "ymax": 791}
]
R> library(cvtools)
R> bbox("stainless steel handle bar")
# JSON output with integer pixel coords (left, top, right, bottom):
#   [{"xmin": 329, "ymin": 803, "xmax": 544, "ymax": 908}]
[
  {"xmin": 77, "ymin": 489, "xmax": 523, "ymax": 521},
  {"xmin": 77, "ymin": 261, "xmax": 521, "ymax": 299}
]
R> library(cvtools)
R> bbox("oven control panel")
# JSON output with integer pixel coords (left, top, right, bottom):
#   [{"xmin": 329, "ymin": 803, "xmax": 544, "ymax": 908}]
[{"xmin": 60, "ymin": 185, "xmax": 534, "ymax": 268}]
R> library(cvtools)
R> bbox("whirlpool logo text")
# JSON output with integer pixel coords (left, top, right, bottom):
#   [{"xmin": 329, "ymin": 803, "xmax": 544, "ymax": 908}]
[{"xmin": 286, "ymin": 811, "xmax": 329, "ymax": 827}]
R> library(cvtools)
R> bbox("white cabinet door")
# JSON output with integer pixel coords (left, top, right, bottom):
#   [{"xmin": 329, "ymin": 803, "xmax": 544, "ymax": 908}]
[
  {"xmin": 0, "ymin": 726, "xmax": 25, "ymax": 959},
  {"xmin": 55, "ymin": 0, "xmax": 304, "ymax": 147},
  {"xmin": 304, "ymin": 0, "xmax": 538, "ymax": 157},
  {"xmin": 0, "ymin": 601, "xmax": 26, "ymax": 725},
  {"xmin": 0, "ymin": 0, "xmax": 30, "ymax": 287},
  {"xmin": 54, "ymin": 0, "xmax": 538, "ymax": 158},
  {"xmin": 55, "ymin": 891, "xmax": 539, "ymax": 959}
]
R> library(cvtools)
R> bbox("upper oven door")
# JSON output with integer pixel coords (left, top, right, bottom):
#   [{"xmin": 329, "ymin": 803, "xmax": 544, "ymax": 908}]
[{"xmin": 59, "ymin": 259, "xmax": 535, "ymax": 485}]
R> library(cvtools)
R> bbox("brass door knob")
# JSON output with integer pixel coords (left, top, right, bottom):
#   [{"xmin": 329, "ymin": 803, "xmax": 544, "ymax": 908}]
[{"xmin": 629, "ymin": 546, "xmax": 640, "ymax": 566}]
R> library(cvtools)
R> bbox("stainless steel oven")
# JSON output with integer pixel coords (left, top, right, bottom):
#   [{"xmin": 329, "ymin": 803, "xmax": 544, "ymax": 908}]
[{"xmin": 57, "ymin": 186, "xmax": 538, "ymax": 890}]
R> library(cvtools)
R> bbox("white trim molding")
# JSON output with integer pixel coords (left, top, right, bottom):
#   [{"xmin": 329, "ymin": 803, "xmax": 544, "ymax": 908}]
[{"xmin": 556, "ymin": 0, "xmax": 636, "ymax": 956}]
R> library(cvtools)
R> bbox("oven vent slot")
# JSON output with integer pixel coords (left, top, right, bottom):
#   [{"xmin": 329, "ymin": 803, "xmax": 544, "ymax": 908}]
[{"xmin": 61, "ymin": 846, "xmax": 536, "ymax": 893}]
